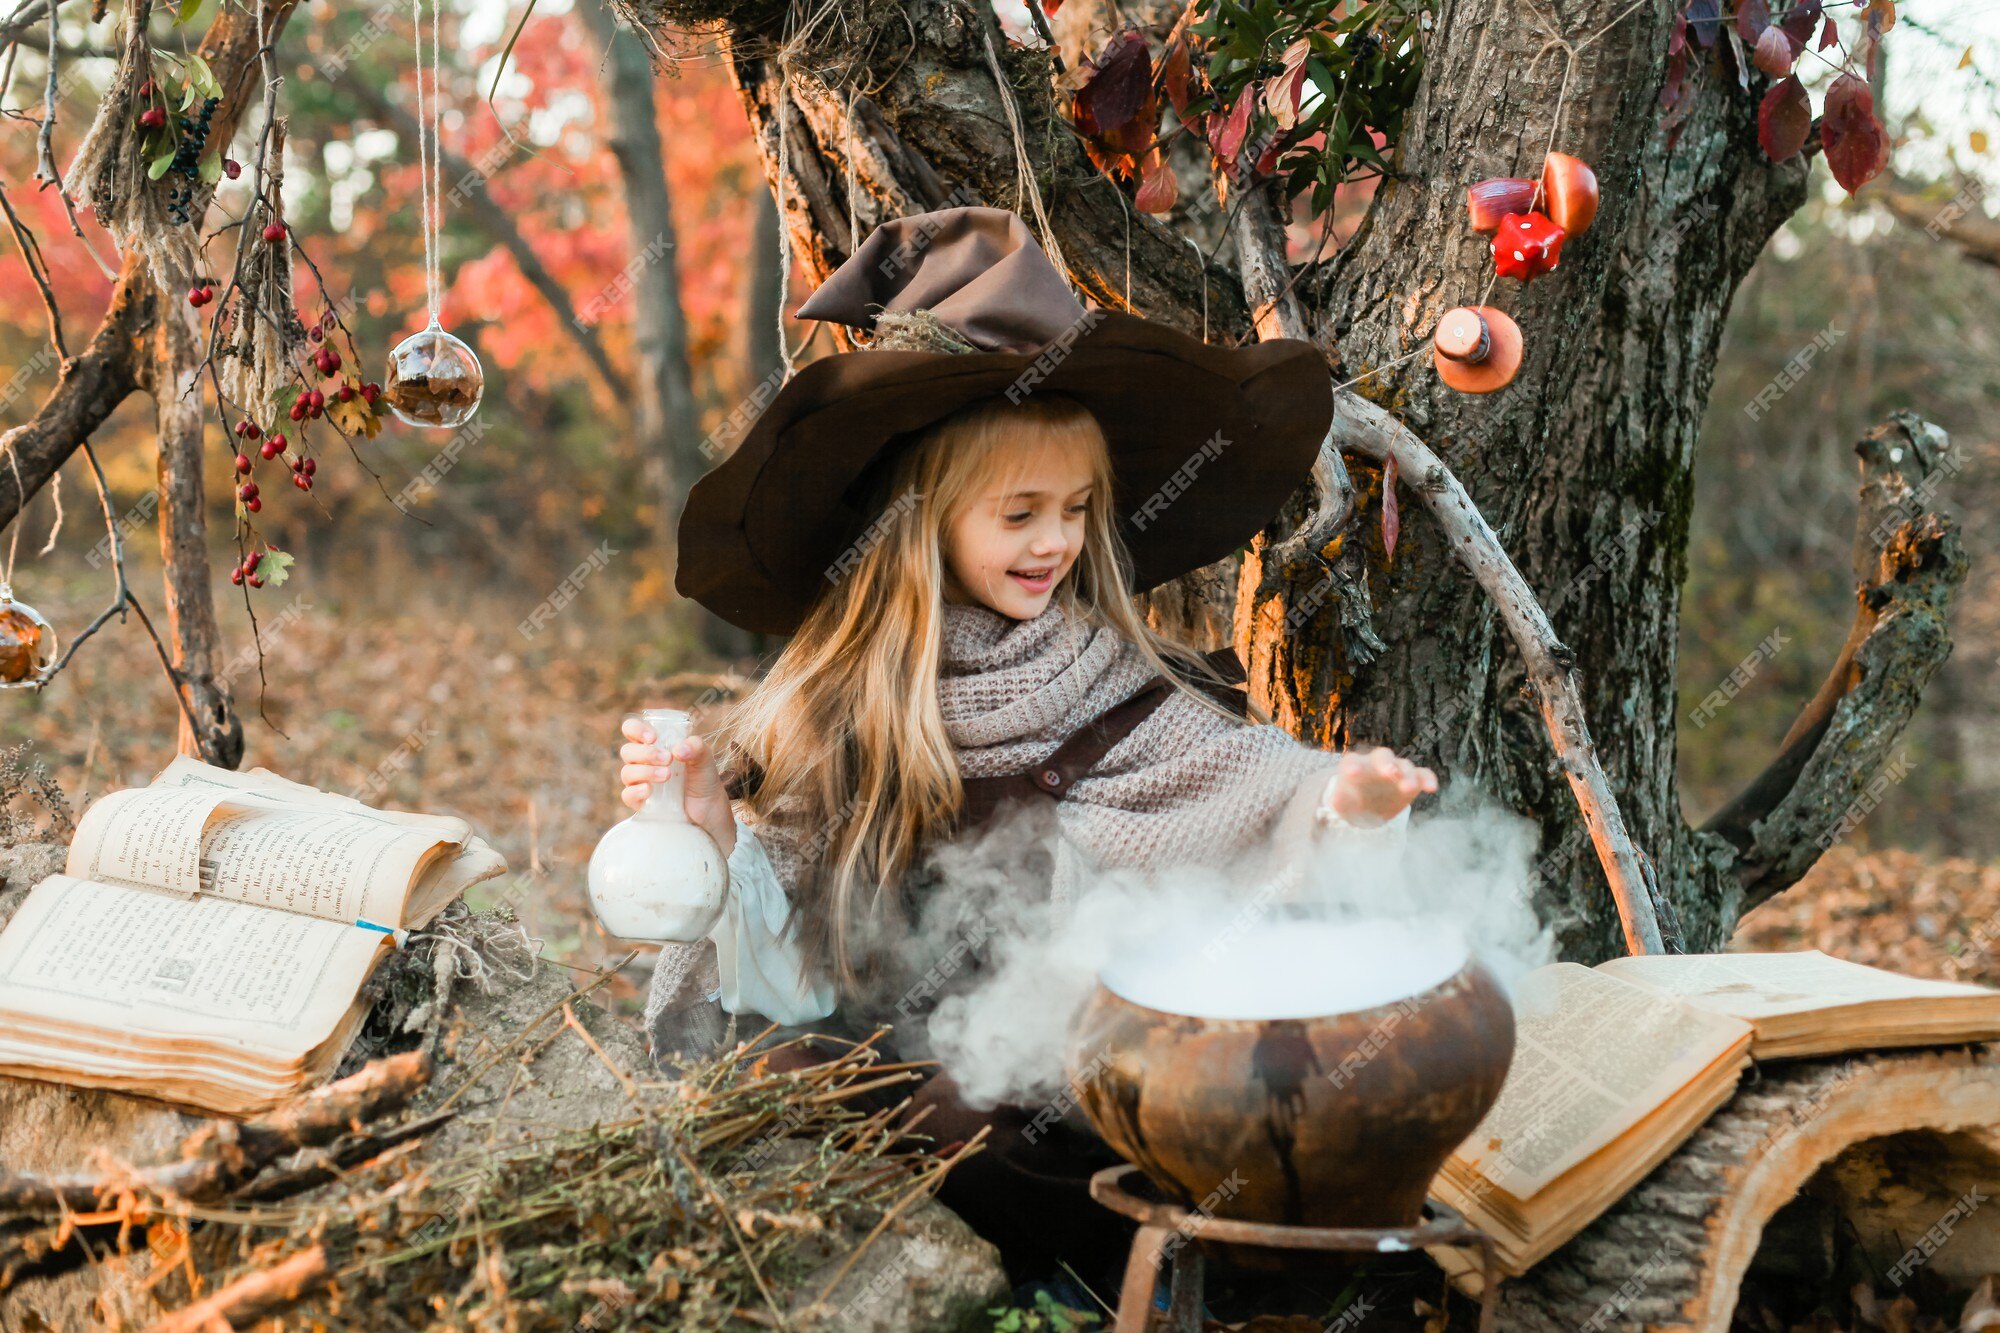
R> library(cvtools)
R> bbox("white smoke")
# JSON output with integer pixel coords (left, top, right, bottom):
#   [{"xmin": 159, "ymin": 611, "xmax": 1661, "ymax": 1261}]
[{"xmin": 914, "ymin": 781, "xmax": 1557, "ymax": 1108}]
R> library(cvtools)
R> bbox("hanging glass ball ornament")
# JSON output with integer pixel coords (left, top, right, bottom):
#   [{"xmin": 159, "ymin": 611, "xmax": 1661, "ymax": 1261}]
[
  {"xmin": 383, "ymin": 317, "xmax": 483, "ymax": 429},
  {"xmin": 0, "ymin": 585, "xmax": 56, "ymax": 688}
]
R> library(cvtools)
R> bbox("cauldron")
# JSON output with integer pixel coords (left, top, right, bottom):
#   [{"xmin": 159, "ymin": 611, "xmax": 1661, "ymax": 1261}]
[{"xmin": 1066, "ymin": 917, "xmax": 1515, "ymax": 1240}]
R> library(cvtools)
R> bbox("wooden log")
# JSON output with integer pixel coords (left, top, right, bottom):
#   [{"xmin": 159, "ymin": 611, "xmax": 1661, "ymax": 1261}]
[{"xmin": 1494, "ymin": 1043, "xmax": 2000, "ymax": 1331}]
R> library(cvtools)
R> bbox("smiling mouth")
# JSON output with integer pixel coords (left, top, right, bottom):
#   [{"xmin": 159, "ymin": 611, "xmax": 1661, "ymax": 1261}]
[{"xmin": 1009, "ymin": 567, "xmax": 1055, "ymax": 588}]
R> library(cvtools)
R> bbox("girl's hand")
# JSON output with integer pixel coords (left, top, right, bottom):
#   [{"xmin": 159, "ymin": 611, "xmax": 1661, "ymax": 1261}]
[
  {"xmin": 1324, "ymin": 745, "xmax": 1437, "ymax": 828},
  {"xmin": 618, "ymin": 716, "xmax": 737, "ymax": 858}
]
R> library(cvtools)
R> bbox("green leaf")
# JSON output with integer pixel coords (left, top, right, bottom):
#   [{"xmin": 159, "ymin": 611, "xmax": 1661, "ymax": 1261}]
[
  {"xmin": 188, "ymin": 53, "xmax": 220, "ymax": 98},
  {"xmin": 174, "ymin": 0, "xmax": 200, "ymax": 25},
  {"xmin": 147, "ymin": 147, "xmax": 176, "ymax": 180},
  {"xmin": 261, "ymin": 549, "xmax": 296, "ymax": 587},
  {"xmin": 179, "ymin": 79, "xmax": 197, "ymax": 111},
  {"xmin": 199, "ymin": 151, "xmax": 223, "ymax": 184}
]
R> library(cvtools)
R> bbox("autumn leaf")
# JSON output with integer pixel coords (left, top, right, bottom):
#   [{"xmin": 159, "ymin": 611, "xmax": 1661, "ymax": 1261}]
[
  {"xmin": 1382, "ymin": 453, "xmax": 1400, "ymax": 561},
  {"xmin": 1753, "ymin": 26, "xmax": 1795, "ymax": 77},
  {"xmin": 1818, "ymin": 15, "xmax": 1839, "ymax": 50},
  {"xmin": 1779, "ymin": 0, "xmax": 1822, "ymax": 47},
  {"xmin": 1820, "ymin": 73, "xmax": 1889, "ymax": 193},
  {"xmin": 328, "ymin": 392, "xmax": 381, "ymax": 440},
  {"xmin": 1686, "ymin": 0, "xmax": 1722, "ymax": 47},
  {"xmin": 261, "ymin": 549, "xmax": 296, "ymax": 587},
  {"xmin": 1041, "ymin": 0, "xmax": 1063, "ymax": 14},
  {"xmin": 1263, "ymin": 38, "xmax": 1310, "ymax": 132},
  {"xmin": 1864, "ymin": 0, "xmax": 1895, "ymax": 40},
  {"xmin": 1072, "ymin": 29, "xmax": 1151, "ymax": 139},
  {"xmin": 1736, "ymin": 0, "xmax": 1769, "ymax": 41},
  {"xmin": 1208, "ymin": 86, "xmax": 1254, "ymax": 167},
  {"xmin": 1160, "ymin": 33, "xmax": 1192, "ymax": 116},
  {"xmin": 1757, "ymin": 75, "xmax": 1811, "ymax": 161},
  {"xmin": 1134, "ymin": 147, "xmax": 1177, "ymax": 214}
]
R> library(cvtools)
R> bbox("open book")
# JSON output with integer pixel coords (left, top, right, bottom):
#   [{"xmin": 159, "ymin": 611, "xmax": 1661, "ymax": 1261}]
[
  {"xmin": 0, "ymin": 756, "xmax": 506, "ymax": 1116},
  {"xmin": 1429, "ymin": 951, "xmax": 2000, "ymax": 1285}
]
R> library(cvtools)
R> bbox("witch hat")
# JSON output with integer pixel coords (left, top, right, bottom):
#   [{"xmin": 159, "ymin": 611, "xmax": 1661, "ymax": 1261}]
[{"xmin": 675, "ymin": 206, "xmax": 1332, "ymax": 635}]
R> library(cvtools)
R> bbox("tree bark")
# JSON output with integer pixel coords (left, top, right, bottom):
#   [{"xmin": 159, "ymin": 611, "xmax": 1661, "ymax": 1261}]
[
  {"xmin": 615, "ymin": 0, "xmax": 1966, "ymax": 959},
  {"xmin": 576, "ymin": 0, "xmax": 702, "ymax": 511}
]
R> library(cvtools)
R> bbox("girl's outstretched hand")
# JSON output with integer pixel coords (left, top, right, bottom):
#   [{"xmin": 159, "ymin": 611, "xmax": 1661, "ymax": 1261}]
[
  {"xmin": 618, "ymin": 716, "xmax": 737, "ymax": 857},
  {"xmin": 1324, "ymin": 745, "xmax": 1438, "ymax": 828}
]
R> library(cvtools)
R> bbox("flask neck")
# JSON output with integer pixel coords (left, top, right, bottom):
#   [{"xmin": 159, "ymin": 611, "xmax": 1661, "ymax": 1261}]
[{"xmin": 636, "ymin": 708, "xmax": 693, "ymax": 824}]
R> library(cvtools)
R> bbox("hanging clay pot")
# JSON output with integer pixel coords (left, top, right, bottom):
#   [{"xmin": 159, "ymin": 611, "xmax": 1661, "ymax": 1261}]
[
  {"xmin": 1540, "ymin": 152, "xmax": 1600, "ymax": 238},
  {"xmin": 1432, "ymin": 306, "xmax": 1523, "ymax": 394},
  {"xmin": 0, "ymin": 587, "xmax": 57, "ymax": 687},
  {"xmin": 383, "ymin": 318, "xmax": 484, "ymax": 429}
]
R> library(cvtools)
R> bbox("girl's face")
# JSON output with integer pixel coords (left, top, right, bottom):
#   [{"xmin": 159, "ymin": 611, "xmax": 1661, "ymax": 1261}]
[{"xmin": 941, "ymin": 436, "xmax": 1093, "ymax": 620}]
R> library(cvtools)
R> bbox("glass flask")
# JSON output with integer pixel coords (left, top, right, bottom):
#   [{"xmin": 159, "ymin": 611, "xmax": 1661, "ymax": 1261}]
[
  {"xmin": 0, "ymin": 585, "xmax": 56, "ymax": 688},
  {"xmin": 383, "ymin": 317, "xmax": 484, "ymax": 429},
  {"xmin": 587, "ymin": 708, "xmax": 729, "ymax": 943}
]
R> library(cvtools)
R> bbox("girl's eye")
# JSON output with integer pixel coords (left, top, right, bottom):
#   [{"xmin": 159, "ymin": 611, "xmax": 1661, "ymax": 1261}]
[
  {"xmin": 1004, "ymin": 512, "xmax": 1031, "ymax": 523},
  {"xmin": 1066, "ymin": 504, "xmax": 1088, "ymax": 515}
]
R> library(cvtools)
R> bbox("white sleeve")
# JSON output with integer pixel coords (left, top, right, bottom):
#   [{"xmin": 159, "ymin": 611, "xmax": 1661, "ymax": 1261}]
[
  {"xmin": 1311, "ymin": 772, "xmax": 1414, "ymax": 847},
  {"xmin": 707, "ymin": 815, "xmax": 836, "ymax": 1025}
]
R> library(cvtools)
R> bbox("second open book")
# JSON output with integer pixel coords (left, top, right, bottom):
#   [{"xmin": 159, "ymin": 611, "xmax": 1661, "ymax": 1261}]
[
  {"xmin": 0, "ymin": 757, "xmax": 506, "ymax": 1115},
  {"xmin": 1428, "ymin": 949, "xmax": 2000, "ymax": 1286}
]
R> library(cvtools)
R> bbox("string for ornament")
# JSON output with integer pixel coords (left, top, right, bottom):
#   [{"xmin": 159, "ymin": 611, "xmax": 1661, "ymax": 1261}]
[{"xmin": 411, "ymin": 0, "xmax": 444, "ymax": 321}]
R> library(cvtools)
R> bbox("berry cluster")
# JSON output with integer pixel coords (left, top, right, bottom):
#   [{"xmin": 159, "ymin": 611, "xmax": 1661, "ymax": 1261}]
[
  {"xmin": 187, "ymin": 282, "xmax": 215, "ymax": 308},
  {"xmin": 164, "ymin": 95, "xmax": 221, "ymax": 227},
  {"xmin": 229, "ymin": 549, "xmax": 265, "ymax": 588}
]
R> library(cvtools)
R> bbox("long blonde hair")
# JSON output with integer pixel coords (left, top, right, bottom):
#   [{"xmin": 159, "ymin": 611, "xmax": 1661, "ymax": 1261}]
[{"xmin": 709, "ymin": 393, "xmax": 1261, "ymax": 996}]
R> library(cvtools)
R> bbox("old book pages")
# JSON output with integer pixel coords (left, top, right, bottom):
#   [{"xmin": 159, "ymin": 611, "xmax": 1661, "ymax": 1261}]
[
  {"xmin": 1428, "ymin": 963, "xmax": 1753, "ymax": 1280},
  {"xmin": 0, "ymin": 758, "xmax": 506, "ymax": 1115},
  {"xmin": 1595, "ymin": 950, "xmax": 2000, "ymax": 1058}
]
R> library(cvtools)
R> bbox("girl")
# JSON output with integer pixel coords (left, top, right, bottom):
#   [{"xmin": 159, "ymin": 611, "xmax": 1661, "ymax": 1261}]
[{"xmin": 617, "ymin": 206, "xmax": 1436, "ymax": 1280}]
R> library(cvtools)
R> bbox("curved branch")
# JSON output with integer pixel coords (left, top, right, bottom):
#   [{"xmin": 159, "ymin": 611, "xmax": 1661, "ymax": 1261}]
[
  {"xmin": 1879, "ymin": 177, "xmax": 2000, "ymax": 268},
  {"xmin": 1699, "ymin": 413, "xmax": 1967, "ymax": 911},
  {"xmin": 1334, "ymin": 391, "xmax": 1667, "ymax": 956}
]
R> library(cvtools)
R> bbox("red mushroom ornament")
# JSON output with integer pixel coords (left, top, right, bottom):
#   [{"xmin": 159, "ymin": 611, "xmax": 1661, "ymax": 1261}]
[
  {"xmin": 1432, "ymin": 306, "xmax": 1524, "ymax": 394},
  {"xmin": 1539, "ymin": 152, "xmax": 1599, "ymax": 238},
  {"xmin": 1466, "ymin": 178, "xmax": 1538, "ymax": 233},
  {"xmin": 1492, "ymin": 212, "xmax": 1565, "ymax": 280}
]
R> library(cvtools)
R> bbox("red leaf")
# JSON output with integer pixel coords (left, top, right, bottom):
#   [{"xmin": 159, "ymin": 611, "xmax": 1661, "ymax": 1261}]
[
  {"xmin": 1072, "ymin": 29, "xmax": 1152, "ymax": 138},
  {"xmin": 1209, "ymin": 85, "xmax": 1254, "ymax": 166},
  {"xmin": 1757, "ymin": 75, "xmax": 1810, "ymax": 161},
  {"xmin": 1382, "ymin": 454, "xmax": 1401, "ymax": 560},
  {"xmin": 1160, "ymin": 33, "xmax": 1192, "ymax": 117},
  {"xmin": 1864, "ymin": 0, "xmax": 1895, "ymax": 40},
  {"xmin": 1818, "ymin": 14, "xmax": 1839, "ymax": 49},
  {"xmin": 1668, "ymin": 9, "xmax": 1688, "ymax": 55},
  {"xmin": 1820, "ymin": 72, "xmax": 1890, "ymax": 193},
  {"xmin": 1779, "ymin": 0, "xmax": 1821, "ymax": 47},
  {"xmin": 1041, "ymin": 0, "xmax": 1063, "ymax": 14},
  {"xmin": 1736, "ymin": 0, "xmax": 1770, "ymax": 41},
  {"xmin": 1753, "ymin": 25, "xmax": 1796, "ymax": 77},
  {"xmin": 1134, "ymin": 148, "xmax": 1177, "ymax": 214}
]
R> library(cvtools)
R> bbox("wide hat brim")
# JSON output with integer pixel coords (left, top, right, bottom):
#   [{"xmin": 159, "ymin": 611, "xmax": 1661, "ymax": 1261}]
[{"xmin": 676, "ymin": 310, "xmax": 1332, "ymax": 635}]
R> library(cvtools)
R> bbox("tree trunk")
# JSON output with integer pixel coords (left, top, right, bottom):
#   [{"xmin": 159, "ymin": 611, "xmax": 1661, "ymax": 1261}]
[
  {"xmin": 615, "ymin": 0, "xmax": 1966, "ymax": 960},
  {"xmin": 149, "ymin": 297, "xmax": 243, "ymax": 767},
  {"xmin": 576, "ymin": 0, "xmax": 703, "ymax": 524}
]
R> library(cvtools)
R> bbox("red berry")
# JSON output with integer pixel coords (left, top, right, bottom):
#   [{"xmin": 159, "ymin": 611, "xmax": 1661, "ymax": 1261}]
[
  {"xmin": 270, "ymin": 432, "xmax": 286, "ymax": 449},
  {"xmin": 245, "ymin": 422, "xmax": 261, "ymax": 439},
  {"xmin": 198, "ymin": 285, "xmax": 213, "ymax": 303},
  {"xmin": 234, "ymin": 453, "xmax": 252, "ymax": 473},
  {"xmin": 289, "ymin": 403, "xmax": 305, "ymax": 421},
  {"xmin": 238, "ymin": 482, "xmax": 257, "ymax": 500},
  {"xmin": 361, "ymin": 382, "xmax": 381, "ymax": 404},
  {"xmin": 321, "ymin": 349, "xmax": 341, "ymax": 374},
  {"xmin": 262, "ymin": 222, "xmax": 286, "ymax": 243},
  {"xmin": 294, "ymin": 473, "xmax": 311, "ymax": 490},
  {"xmin": 301, "ymin": 457, "xmax": 316, "ymax": 476},
  {"xmin": 223, "ymin": 158, "xmax": 241, "ymax": 180},
  {"xmin": 245, "ymin": 496, "xmax": 261, "ymax": 513},
  {"xmin": 260, "ymin": 438, "xmax": 282, "ymax": 459},
  {"xmin": 308, "ymin": 390, "xmax": 323, "ymax": 409},
  {"xmin": 139, "ymin": 107, "xmax": 166, "ymax": 129},
  {"xmin": 138, "ymin": 79, "xmax": 155, "ymax": 98},
  {"xmin": 308, "ymin": 326, "xmax": 323, "ymax": 343},
  {"xmin": 336, "ymin": 383, "xmax": 355, "ymax": 402},
  {"xmin": 230, "ymin": 566, "xmax": 245, "ymax": 586},
  {"xmin": 248, "ymin": 573, "xmax": 264, "ymax": 587},
  {"xmin": 234, "ymin": 420, "xmax": 250, "ymax": 436},
  {"xmin": 188, "ymin": 287, "xmax": 205, "ymax": 306},
  {"xmin": 245, "ymin": 550, "xmax": 262, "ymax": 572}
]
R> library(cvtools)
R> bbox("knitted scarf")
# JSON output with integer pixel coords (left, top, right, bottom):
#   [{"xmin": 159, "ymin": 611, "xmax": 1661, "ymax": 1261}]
[{"xmin": 643, "ymin": 598, "xmax": 1350, "ymax": 1057}]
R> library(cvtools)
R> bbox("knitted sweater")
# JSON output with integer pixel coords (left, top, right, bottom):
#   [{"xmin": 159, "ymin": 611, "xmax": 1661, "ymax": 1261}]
[{"xmin": 643, "ymin": 597, "xmax": 1394, "ymax": 1057}]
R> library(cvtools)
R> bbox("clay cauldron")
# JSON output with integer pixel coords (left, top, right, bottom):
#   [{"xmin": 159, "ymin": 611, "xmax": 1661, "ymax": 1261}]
[{"xmin": 1067, "ymin": 917, "xmax": 1515, "ymax": 1236}]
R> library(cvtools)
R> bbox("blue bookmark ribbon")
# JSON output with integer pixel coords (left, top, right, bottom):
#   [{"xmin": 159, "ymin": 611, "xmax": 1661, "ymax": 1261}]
[{"xmin": 355, "ymin": 917, "xmax": 409, "ymax": 948}]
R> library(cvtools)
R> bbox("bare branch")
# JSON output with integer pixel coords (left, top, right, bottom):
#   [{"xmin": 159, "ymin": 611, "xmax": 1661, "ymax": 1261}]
[{"xmin": 1700, "ymin": 413, "xmax": 1968, "ymax": 911}]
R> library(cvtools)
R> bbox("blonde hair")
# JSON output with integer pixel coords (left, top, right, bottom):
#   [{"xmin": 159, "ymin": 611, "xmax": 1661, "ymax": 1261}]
[{"xmin": 709, "ymin": 393, "xmax": 1260, "ymax": 996}]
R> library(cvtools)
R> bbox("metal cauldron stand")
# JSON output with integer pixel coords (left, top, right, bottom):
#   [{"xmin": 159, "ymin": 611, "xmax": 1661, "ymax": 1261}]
[{"xmin": 1089, "ymin": 1163, "xmax": 1501, "ymax": 1333}]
